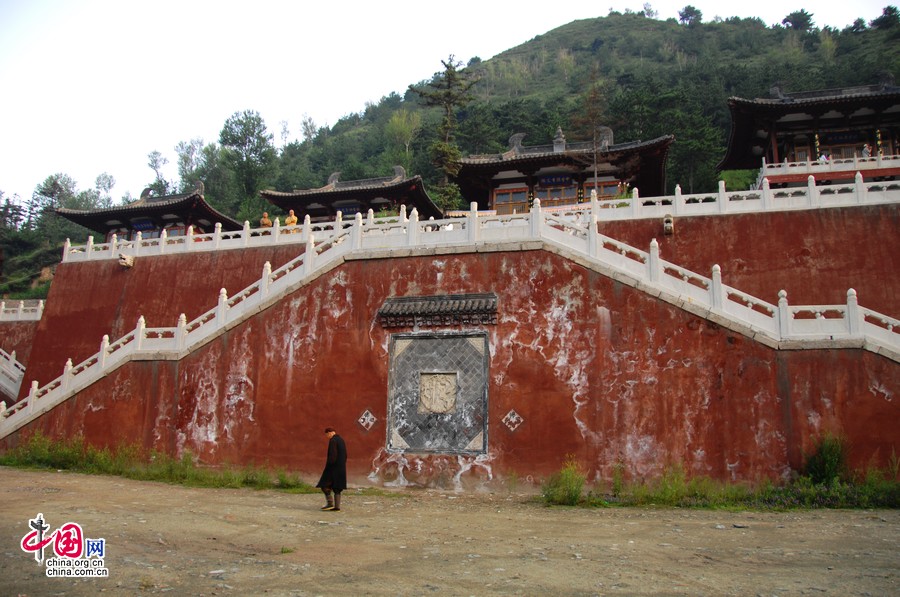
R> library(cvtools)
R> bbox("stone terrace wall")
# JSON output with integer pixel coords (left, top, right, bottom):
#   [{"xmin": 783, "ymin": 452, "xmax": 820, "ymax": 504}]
[
  {"xmin": 598, "ymin": 204, "xmax": 899, "ymax": 315},
  {"xmin": 4, "ymin": 249, "xmax": 897, "ymax": 489}
]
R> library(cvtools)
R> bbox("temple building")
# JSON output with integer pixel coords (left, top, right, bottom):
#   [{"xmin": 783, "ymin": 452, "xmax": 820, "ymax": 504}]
[
  {"xmin": 260, "ymin": 166, "xmax": 443, "ymax": 222},
  {"xmin": 718, "ymin": 81, "xmax": 900, "ymax": 186},
  {"xmin": 56, "ymin": 182, "xmax": 242, "ymax": 242},
  {"xmin": 453, "ymin": 128, "xmax": 675, "ymax": 214}
]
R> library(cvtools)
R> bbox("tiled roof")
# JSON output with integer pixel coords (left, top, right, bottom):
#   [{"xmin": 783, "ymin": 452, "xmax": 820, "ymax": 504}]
[{"xmin": 378, "ymin": 293, "xmax": 498, "ymax": 328}]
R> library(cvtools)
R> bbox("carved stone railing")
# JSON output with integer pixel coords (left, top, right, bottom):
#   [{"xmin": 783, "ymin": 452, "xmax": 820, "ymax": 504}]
[
  {"xmin": 755, "ymin": 153, "xmax": 900, "ymax": 189},
  {"xmin": 3, "ymin": 198, "xmax": 898, "ymax": 439},
  {"xmin": 0, "ymin": 348, "xmax": 25, "ymax": 400},
  {"xmin": 62, "ymin": 177, "xmax": 900, "ymax": 265},
  {"xmin": 0, "ymin": 300, "xmax": 44, "ymax": 322}
]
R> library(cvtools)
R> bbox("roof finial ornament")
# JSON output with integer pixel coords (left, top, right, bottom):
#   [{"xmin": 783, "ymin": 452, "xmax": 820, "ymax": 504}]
[
  {"xmin": 508, "ymin": 133, "xmax": 526, "ymax": 154},
  {"xmin": 327, "ymin": 172, "xmax": 341, "ymax": 186},
  {"xmin": 553, "ymin": 127, "xmax": 566, "ymax": 153},
  {"xmin": 140, "ymin": 187, "xmax": 153, "ymax": 201}
]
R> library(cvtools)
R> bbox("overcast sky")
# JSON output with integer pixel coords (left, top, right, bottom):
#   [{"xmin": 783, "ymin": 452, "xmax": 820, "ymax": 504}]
[{"xmin": 0, "ymin": 0, "xmax": 887, "ymax": 203}]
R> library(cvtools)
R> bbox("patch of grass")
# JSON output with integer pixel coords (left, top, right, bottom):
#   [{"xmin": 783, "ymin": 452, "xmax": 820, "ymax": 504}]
[
  {"xmin": 0, "ymin": 433, "xmax": 314, "ymax": 492},
  {"xmin": 541, "ymin": 456, "xmax": 586, "ymax": 506},
  {"xmin": 280, "ymin": 546, "xmax": 295, "ymax": 554}
]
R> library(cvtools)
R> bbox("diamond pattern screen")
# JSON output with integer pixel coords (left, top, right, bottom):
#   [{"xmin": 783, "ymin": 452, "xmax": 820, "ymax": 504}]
[{"xmin": 387, "ymin": 332, "xmax": 488, "ymax": 454}]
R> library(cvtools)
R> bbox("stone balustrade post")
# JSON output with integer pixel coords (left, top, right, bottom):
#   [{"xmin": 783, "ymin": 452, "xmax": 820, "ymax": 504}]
[
  {"xmin": 632, "ymin": 188, "xmax": 641, "ymax": 218},
  {"xmin": 27, "ymin": 381, "xmax": 38, "ymax": 414},
  {"xmin": 400, "ymin": 205, "xmax": 408, "ymax": 223},
  {"xmin": 588, "ymin": 212, "xmax": 599, "ymax": 258},
  {"xmin": 351, "ymin": 213, "xmax": 363, "ymax": 249},
  {"xmin": 761, "ymin": 178, "xmax": 772, "ymax": 209},
  {"xmin": 807, "ymin": 176, "xmax": 818, "ymax": 208},
  {"xmin": 718, "ymin": 180, "xmax": 727, "ymax": 213},
  {"xmin": 530, "ymin": 198, "xmax": 543, "ymax": 238},
  {"xmin": 99, "ymin": 335, "xmax": 110, "ymax": 369},
  {"xmin": 303, "ymin": 234, "xmax": 316, "ymax": 276},
  {"xmin": 62, "ymin": 238, "xmax": 71, "ymax": 262},
  {"xmin": 0, "ymin": 301, "xmax": 5, "ymax": 321},
  {"xmin": 159, "ymin": 229, "xmax": 167, "ymax": 254},
  {"xmin": 854, "ymin": 172, "xmax": 865, "ymax": 204},
  {"xmin": 674, "ymin": 185, "xmax": 683, "ymax": 215},
  {"xmin": 710, "ymin": 265, "xmax": 723, "ymax": 310},
  {"xmin": 0, "ymin": 401, "xmax": 5, "ymax": 417},
  {"xmin": 214, "ymin": 222, "xmax": 222, "ymax": 249},
  {"xmin": 335, "ymin": 211, "xmax": 343, "ymax": 232},
  {"xmin": 846, "ymin": 288, "xmax": 861, "ymax": 336},
  {"xmin": 467, "ymin": 202, "xmax": 479, "ymax": 243},
  {"xmin": 261, "ymin": 262, "xmax": 272, "ymax": 297},
  {"xmin": 590, "ymin": 189, "xmax": 599, "ymax": 222},
  {"xmin": 62, "ymin": 358, "xmax": 73, "ymax": 391},
  {"xmin": 242, "ymin": 221, "xmax": 251, "ymax": 246},
  {"xmin": 302, "ymin": 214, "xmax": 312, "ymax": 242},
  {"xmin": 37, "ymin": 300, "xmax": 44, "ymax": 318},
  {"xmin": 86, "ymin": 236, "xmax": 94, "ymax": 256},
  {"xmin": 216, "ymin": 289, "xmax": 228, "ymax": 327},
  {"xmin": 777, "ymin": 290, "xmax": 791, "ymax": 339},
  {"xmin": 134, "ymin": 232, "xmax": 143, "ymax": 256},
  {"xmin": 17, "ymin": 301, "xmax": 24, "ymax": 321},
  {"xmin": 648, "ymin": 239, "xmax": 661, "ymax": 283},
  {"xmin": 109, "ymin": 234, "xmax": 118, "ymax": 258},
  {"xmin": 135, "ymin": 316, "xmax": 145, "ymax": 351},
  {"xmin": 407, "ymin": 209, "xmax": 419, "ymax": 246},
  {"xmin": 176, "ymin": 314, "xmax": 187, "ymax": 349},
  {"xmin": 366, "ymin": 209, "xmax": 374, "ymax": 226},
  {"xmin": 272, "ymin": 219, "xmax": 281, "ymax": 243}
]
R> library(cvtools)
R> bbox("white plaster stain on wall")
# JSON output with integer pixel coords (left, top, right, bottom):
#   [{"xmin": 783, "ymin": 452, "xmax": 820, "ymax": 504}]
[
  {"xmin": 868, "ymin": 381, "xmax": 893, "ymax": 401},
  {"xmin": 176, "ymin": 348, "xmax": 221, "ymax": 457},
  {"xmin": 222, "ymin": 327, "xmax": 256, "ymax": 443}
]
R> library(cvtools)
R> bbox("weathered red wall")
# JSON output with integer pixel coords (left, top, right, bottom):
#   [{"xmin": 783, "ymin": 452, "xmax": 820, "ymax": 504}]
[
  {"xmin": 0, "ymin": 321, "xmax": 39, "ymax": 364},
  {"xmin": 598, "ymin": 204, "xmax": 899, "ymax": 314},
  {"xmin": 17, "ymin": 246, "xmax": 303, "ymax": 400},
  {"xmin": 4, "ymin": 246, "xmax": 897, "ymax": 490}
]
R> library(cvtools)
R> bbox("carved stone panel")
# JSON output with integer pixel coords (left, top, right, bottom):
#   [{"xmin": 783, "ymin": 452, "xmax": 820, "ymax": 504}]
[{"xmin": 387, "ymin": 332, "xmax": 488, "ymax": 454}]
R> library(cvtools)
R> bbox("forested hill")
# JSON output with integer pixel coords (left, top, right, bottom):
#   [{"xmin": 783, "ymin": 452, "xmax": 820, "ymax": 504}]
[{"xmin": 1, "ymin": 7, "xmax": 899, "ymax": 299}]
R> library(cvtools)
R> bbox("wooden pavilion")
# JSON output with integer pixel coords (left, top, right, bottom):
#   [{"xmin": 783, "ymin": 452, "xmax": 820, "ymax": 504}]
[
  {"xmin": 56, "ymin": 182, "xmax": 242, "ymax": 242},
  {"xmin": 260, "ymin": 166, "xmax": 443, "ymax": 222},
  {"xmin": 453, "ymin": 128, "xmax": 675, "ymax": 214}
]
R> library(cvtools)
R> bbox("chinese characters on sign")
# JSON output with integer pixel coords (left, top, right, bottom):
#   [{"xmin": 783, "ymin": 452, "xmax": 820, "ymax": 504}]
[{"xmin": 20, "ymin": 513, "xmax": 108, "ymax": 578}]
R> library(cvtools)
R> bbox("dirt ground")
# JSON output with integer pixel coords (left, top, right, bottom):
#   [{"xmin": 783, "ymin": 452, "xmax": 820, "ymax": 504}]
[{"xmin": 0, "ymin": 467, "xmax": 896, "ymax": 596}]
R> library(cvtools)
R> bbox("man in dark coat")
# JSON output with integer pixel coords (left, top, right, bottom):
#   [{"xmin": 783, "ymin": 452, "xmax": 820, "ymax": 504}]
[{"xmin": 316, "ymin": 427, "xmax": 347, "ymax": 511}]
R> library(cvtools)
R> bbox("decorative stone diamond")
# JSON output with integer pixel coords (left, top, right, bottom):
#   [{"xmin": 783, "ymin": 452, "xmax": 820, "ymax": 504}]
[
  {"xmin": 358, "ymin": 409, "xmax": 377, "ymax": 431},
  {"xmin": 503, "ymin": 409, "xmax": 524, "ymax": 432}
]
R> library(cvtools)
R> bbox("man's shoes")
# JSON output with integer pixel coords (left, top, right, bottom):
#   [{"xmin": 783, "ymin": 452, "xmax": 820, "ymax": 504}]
[{"xmin": 321, "ymin": 505, "xmax": 335, "ymax": 511}]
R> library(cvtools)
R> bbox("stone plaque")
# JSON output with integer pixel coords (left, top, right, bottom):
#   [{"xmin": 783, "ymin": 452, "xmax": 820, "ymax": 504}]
[{"xmin": 387, "ymin": 332, "xmax": 488, "ymax": 454}]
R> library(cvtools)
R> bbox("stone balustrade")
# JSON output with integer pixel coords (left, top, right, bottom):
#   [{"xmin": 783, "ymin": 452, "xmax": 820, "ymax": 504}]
[
  {"xmin": 2, "ymin": 197, "xmax": 898, "ymax": 440},
  {"xmin": 0, "ymin": 300, "xmax": 44, "ymax": 322},
  {"xmin": 755, "ymin": 153, "xmax": 900, "ymax": 188},
  {"xmin": 62, "ymin": 176, "xmax": 900, "ymax": 264},
  {"xmin": 0, "ymin": 348, "xmax": 25, "ymax": 400}
]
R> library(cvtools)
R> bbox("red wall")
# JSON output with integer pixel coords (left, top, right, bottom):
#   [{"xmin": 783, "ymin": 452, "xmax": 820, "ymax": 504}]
[
  {"xmin": 598, "ymin": 204, "xmax": 899, "ymax": 314},
  {"xmin": 0, "ymin": 321, "xmax": 38, "ymax": 364},
  {"xmin": 4, "ymin": 241, "xmax": 897, "ymax": 489}
]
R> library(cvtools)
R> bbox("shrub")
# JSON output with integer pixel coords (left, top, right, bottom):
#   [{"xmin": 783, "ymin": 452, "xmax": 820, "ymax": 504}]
[
  {"xmin": 541, "ymin": 456, "xmax": 586, "ymax": 506},
  {"xmin": 804, "ymin": 434, "xmax": 848, "ymax": 485}
]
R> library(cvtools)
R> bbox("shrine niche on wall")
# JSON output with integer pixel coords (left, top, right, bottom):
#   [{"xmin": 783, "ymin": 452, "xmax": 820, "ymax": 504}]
[{"xmin": 386, "ymin": 332, "xmax": 488, "ymax": 455}]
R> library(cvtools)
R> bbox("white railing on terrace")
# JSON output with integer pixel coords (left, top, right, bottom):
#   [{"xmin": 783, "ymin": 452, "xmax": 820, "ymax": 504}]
[
  {"xmin": 0, "ymin": 348, "xmax": 25, "ymax": 399},
  {"xmin": 755, "ymin": 153, "xmax": 900, "ymax": 189},
  {"xmin": 63, "ymin": 177, "xmax": 900, "ymax": 265},
  {"xmin": 0, "ymin": 300, "xmax": 44, "ymax": 322},
  {"xmin": 2, "ymin": 197, "xmax": 898, "ymax": 440}
]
